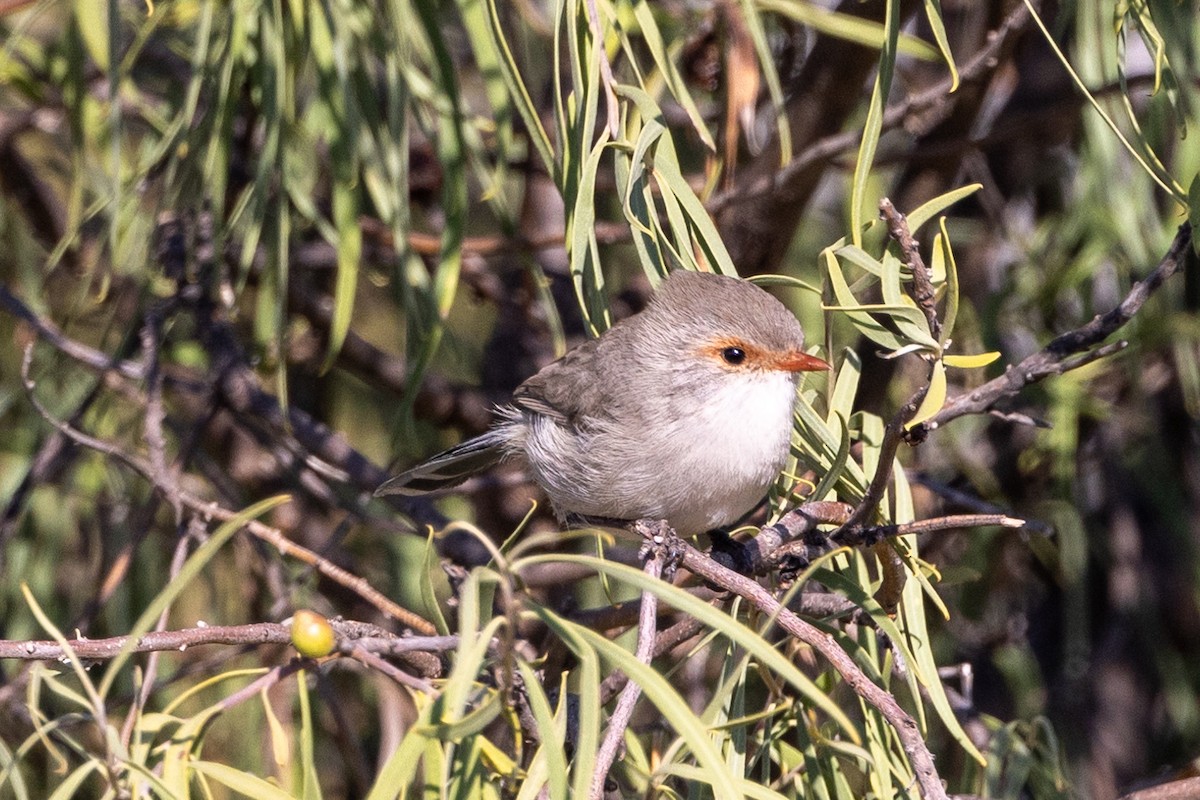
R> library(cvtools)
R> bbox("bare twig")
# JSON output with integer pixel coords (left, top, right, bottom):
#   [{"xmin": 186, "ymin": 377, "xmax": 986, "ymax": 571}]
[
  {"xmin": 1119, "ymin": 777, "xmax": 1200, "ymax": 800},
  {"xmin": 770, "ymin": 513, "xmax": 1023, "ymax": 568},
  {"xmin": 0, "ymin": 620, "xmax": 455, "ymax": 669},
  {"xmin": 590, "ymin": 536, "xmax": 668, "ymax": 800},
  {"xmin": 910, "ymin": 222, "xmax": 1194, "ymax": 438},
  {"xmin": 880, "ymin": 198, "xmax": 941, "ymax": 341},
  {"xmin": 630, "ymin": 520, "xmax": 949, "ymax": 800},
  {"xmin": 19, "ymin": 346, "xmax": 437, "ymax": 635},
  {"xmin": 347, "ymin": 646, "xmax": 436, "ymax": 693},
  {"xmin": 843, "ymin": 381, "xmax": 931, "ymax": 532},
  {"xmin": 707, "ymin": 1, "xmax": 1034, "ymax": 216}
]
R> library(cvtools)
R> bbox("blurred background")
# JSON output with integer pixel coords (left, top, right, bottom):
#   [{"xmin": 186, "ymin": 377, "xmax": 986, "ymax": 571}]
[{"xmin": 0, "ymin": 0, "xmax": 1198, "ymax": 796}]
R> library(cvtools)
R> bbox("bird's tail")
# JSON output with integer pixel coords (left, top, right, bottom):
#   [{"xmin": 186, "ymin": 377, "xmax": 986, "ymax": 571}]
[{"xmin": 375, "ymin": 430, "xmax": 509, "ymax": 497}]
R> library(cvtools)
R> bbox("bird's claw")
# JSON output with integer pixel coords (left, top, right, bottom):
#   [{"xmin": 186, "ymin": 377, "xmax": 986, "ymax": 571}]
[{"xmin": 635, "ymin": 519, "xmax": 687, "ymax": 580}]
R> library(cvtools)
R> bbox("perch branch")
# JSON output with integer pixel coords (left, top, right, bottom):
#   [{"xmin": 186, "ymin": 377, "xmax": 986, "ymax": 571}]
[
  {"xmin": 591, "ymin": 536, "xmax": 668, "ymax": 800},
  {"xmin": 631, "ymin": 520, "xmax": 949, "ymax": 800}
]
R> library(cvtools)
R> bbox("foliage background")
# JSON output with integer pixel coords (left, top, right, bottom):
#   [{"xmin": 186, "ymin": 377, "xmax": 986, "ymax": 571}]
[{"xmin": 0, "ymin": 0, "xmax": 1198, "ymax": 797}]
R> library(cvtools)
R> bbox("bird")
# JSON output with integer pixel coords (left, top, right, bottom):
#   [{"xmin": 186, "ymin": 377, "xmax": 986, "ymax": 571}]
[{"xmin": 376, "ymin": 269, "xmax": 829, "ymax": 535}]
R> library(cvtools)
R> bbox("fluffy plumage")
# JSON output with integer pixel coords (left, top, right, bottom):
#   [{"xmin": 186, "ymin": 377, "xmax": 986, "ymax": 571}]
[{"xmin": 376, "ymin": 270, "xmax": 828, "ymax": 534}]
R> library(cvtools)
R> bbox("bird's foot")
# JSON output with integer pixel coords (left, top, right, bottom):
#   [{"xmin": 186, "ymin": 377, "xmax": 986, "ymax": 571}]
[{"xmin": 634, "ymin": 519, "xmax": 687, "ymax": 581}]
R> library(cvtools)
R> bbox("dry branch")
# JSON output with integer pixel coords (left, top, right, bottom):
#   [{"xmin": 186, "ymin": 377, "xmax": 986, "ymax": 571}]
[{"xmin": 910, "ymin": 221, "xmax": 1194, "ymax": 438}]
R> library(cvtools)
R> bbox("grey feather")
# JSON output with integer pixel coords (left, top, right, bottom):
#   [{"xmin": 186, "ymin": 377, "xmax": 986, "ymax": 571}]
[{"xmin": 374, "ymin": 429, "xmax": 509, "ymax": 496}]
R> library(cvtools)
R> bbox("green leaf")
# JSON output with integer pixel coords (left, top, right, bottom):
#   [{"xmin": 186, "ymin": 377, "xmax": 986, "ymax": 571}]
[
  {"xmin": 824, "ymin": 248, "xmax": 904, "ymax": 351},
  {"xmin": 628, "ymin": 0, "xmax": 715, "ymax": 150},
  {"xmin": 98, "ymin": 495, "xmax": 292, "ymax": 699},
  {"xmin": 513, "ymin": 663, "xmax": 569, "ymax": 800},
  {"xmin": 921, "ymin": 0, "xmax": 958, "ymax": 91},
  {"xmin": 192, "ymin": 761, "xmax": 297, "ymax": 800},
  {"xmin": 905, "ymin": 184, "xmax": 980, "ymax": 234},
  {"xmin": 529, "ymin": 604, "xmax": 743, "ymax": 800},
  {"xmin": 905, "ymin": 359, "xmax": 946, "ymax": 429},
  {"xmin": 1188, "ymin": 173, "xmax": 1200, "ymax": 235},
  {"xmin": 480, "ymin": 0, "xmax": 558, "ymax": 182},
  {"xmin": 848, "ymin": 0, "xmax": 900, "ymax": 246},
  {"xmin": 756, "ymin": 0, "xmax": 937, "ymax": 60},
  {"xmin": 520, "ymin": 555, "xmax": 862, "ymax": 741},
  {"xmin": 937, "ymin": 216, "xmax": 960, "ymax": 345}
]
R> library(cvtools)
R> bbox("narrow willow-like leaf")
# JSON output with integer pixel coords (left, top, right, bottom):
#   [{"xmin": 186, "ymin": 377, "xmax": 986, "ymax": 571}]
[
  {"xmin": 824, "ymin": 248, "xmax": 905, "ymax": 350},
  {"xmin": 616, "ymin": 85, "xmax": 738, "ymax": 275},
  {"xmin": 628, "ymin": 0, "xmax": 715, "ymax": 150},
  {"xmin": 835, "ymin": 244, "xmax": 886, "ymax": 279},
  {"xmin": 893, "ymin": 468, "xmax": 986, "ymax": 764},
  {"xmin": 815, "ymin": 568, "xmax": 924, "ymax": 726},
  {"xmin": 99, "ymin": 495, "xmax": 292, "ymax": 699},
  {"xmin": 745, "ymin": 273, "xmax": 823, "ymax": 294},
  {"xmin": 905, "ymin": 183, "xmax": 981, "ymax": 234},
  {"xmin": 614, "ymin": 146, "xmax": 668, "ymax": 283},
  {"xmin": 623, "ymin": 118, "xmax": 667, "ymax": 237},
  {"xmin": 568, "ymin": 134, "xmax": 613, "ymax": 334},
  {"xmin": 19, "ymin": 589, "xmax": 102, "ymax": 719},
  {"xmin": 521, "ymin": 555, "xmax": 862, "ymax": 739},
  {"xmin": 828, "ymin": 349, "xmax": 860, "ymax": 426},
  {"xmin": 514, "ymin": 662, "xmax": 568, "ymax": 800},
  {"xmin": 261, "ymin": 686, "xmax": 290, "ymax": 772},
  {"xmin": 44, "ymin": 762, "xmax": 101, "ymax": 800},
  {"xmin": 795, "ymin": 388, "xmax": 869, "ymax": 492},
  {"xmin": 1022, "ymin": 0, "xmax": 1183, "ymax": 201},
  {"xmin": 297, "ymin": 670, "xmax": 321, "ymax": 800},
  {"xmin": 365, "ymin": 695, "xmax": 438, "ymax": 798},
  {"xmin": 413, "ymin": 0, "xmax": 467, "ymax": 322},
  {"xmin": 906, "ymin": 358, "xmax": 947, "ymax": 429},
  {"xmin": 849, "ymin": 0, "xmax": 899, "ymax": 247},
  {"xmin": 481, "ymin": 0, "xmax": 559, "ymax": 181},
  {"xmin": 938, "ymin": 216, "xmax": 960, "ymax": 344},
  {"xmin": 944, "ymin": 352, "xmax": 1001, "ymax": 368},
  {"xmin": 191, "ymin": 761, "xmax": 298, "ymax": 800},
  {"xmin": 659, "ymin": 763, "xmax": 790, "ymax": 800},
  {"xmin": 922, "ymin": 0, "xmax": 959, "ymax": 91},
  {"xmin": 522, "ymin": 604, "xmax": 601, "ymax": 798},
  {"xmin": 323, "ymin": 169, "xmax": 362, "ymax": 373},
  {"xmin": 807, "ymin": 410, "xmax": 852, "ymax": 503},
  {"xmin": 757, "ymin": 0, "xmax": 937, "ymax": 59},
  {"xmin": 879, "ymin": 252, "xmax": 937, "ymax": 348},
  {"xmin": 533, "ymin": 606, "xmax": 742, "ymax": 800},
  {"xmin": 738, "ymin": 0, "xmax": 790, "ymax": 163}
]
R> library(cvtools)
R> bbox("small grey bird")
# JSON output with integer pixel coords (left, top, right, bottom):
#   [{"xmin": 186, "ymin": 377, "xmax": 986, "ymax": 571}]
[{"xmin": 376, "ymin": 270, "xmax": 829, "ymax": 535}]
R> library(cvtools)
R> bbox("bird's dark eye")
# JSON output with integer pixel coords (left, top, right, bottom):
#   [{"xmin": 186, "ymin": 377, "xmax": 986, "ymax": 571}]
[{"xmin": 721, "ymin": 346, "xmax": 746, "ymax": 365}]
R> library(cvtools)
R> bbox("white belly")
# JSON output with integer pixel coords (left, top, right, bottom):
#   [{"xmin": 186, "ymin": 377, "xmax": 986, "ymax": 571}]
[{"xmin": 516, "ymin": 371, "xmax": 798, "ymax": 534}]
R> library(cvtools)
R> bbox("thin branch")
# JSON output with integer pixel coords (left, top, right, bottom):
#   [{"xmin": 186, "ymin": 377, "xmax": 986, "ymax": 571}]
[
  {"xmin": 910, "ymin": 222, "xmax": 1194, "ymax": 438},
  {"xmin": 0, "ymin": 620, "xmax": 455, "ymax": 668},
  {"xmin": 1120, "ymin": 777, "xmax": 1200, "ymax": 800},
  {"xmin": 19, "ymin": 346, "xmax": 437, "ymax": 635},
  {"xmin": 843, "ymin": 381, "xmax": 930, "ymax": 531},
  {"xmin": 630, "ymin": 520, "xmax": 949, "ymax": 800},
  {"xmin": 706, "ymin": 1, "xmax": 1034, "ymax": 216},
  {"xmin": 590, "ymin": 537, "xmax": 667, "ymax": 800},
  {"xmin": 880, "ymin": 198, "xmax": 940, "ymax": 341}
]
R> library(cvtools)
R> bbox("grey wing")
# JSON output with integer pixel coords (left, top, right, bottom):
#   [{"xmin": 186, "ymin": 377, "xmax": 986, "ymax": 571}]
[
  {"xmin": 375, "ymin": 429, "xmax": 508, "ymax": 496},
  {"xmin": 511, "ymin": 336, "xmax": 613, "ymax": 425}
]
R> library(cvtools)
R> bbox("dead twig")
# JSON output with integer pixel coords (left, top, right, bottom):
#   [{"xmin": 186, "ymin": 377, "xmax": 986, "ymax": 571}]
[
  {"xmin": 590, "ymin": 532, "xmax": 670, "ymax": 799},
  {"xmin": 630, "ymin": 520, "xmax": 949, "ymax": 800},
  {"xmin": 19, "ymin": 345, "xmax": 437, "ymax": 635},
  {"xmin": 909, "ymin": 221, "xmax": 1194, "ymax": 439}
]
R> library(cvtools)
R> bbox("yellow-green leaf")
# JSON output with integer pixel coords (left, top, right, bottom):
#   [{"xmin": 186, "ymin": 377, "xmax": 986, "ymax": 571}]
[
  {"xmin": 906, "ymin": 359, "xmax": 947, "ymax": 429},
  {"xmin": 944, "ymin": 351, "xmax": 1002, "ymax": 369}
]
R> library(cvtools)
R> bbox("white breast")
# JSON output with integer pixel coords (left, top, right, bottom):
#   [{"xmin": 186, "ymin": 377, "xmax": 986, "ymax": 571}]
[
  {"xmin": 513, "ymin": 370, "xmax": 799, "ymax": 535},
  {"xmin": 662, "ymin": 370, "xmax": 797, "ymax": 532}
]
